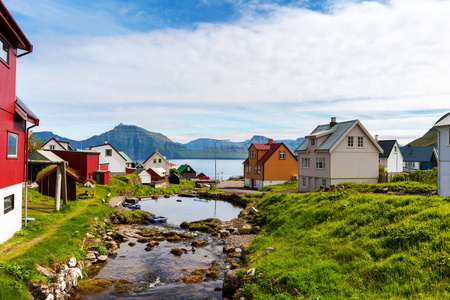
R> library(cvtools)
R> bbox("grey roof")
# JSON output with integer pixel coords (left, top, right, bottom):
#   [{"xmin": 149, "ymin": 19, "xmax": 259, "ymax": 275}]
[
  {"xmin": 296, "ymin": 120, "xmax": 356, "ymax": 152},
  {"xmin": 435, "ymin": 112, "xmax": 450, "ymax": 127},
  {"xmin": 28, "ymin": 150, "xmax": 65, "ymax": 163},
  {"xmin": 400, "ymin": 146, "xmax": 436, "ymax": 162},
  {"xmin": 378, "ymin": 140, "xmax": 397, "ymax": 159},
  {"xmin": 132, "ymin": 168, "xmax": 148, "ymax": 175},
  {"xmin": 16, "ymin": 97, "xmax": 39, "ymax": 121},
  {"xmin": 119, "ymin": 151, "xmax": 133, "ymax": 163}
]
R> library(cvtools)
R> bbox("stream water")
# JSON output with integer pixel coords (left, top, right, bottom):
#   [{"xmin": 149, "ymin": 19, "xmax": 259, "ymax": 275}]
[{"xmin": 83, "ymin": 196, "xmax": 243, "ymax": 300}]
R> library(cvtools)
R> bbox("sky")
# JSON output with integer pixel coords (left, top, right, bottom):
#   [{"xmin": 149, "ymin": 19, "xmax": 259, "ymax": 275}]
[{"xmin": 4, "ymin": 0, "xmax": 450, "ymax": 144}]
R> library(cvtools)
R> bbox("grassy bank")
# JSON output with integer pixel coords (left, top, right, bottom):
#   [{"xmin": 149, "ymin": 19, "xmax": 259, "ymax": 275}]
[
  {"xmin": 0, "ymin": 175, "xmax": 194, "ymax": 300},
  {"xmin": 241, "ymin": 187, "xmax": 450, "ymax": 299}
]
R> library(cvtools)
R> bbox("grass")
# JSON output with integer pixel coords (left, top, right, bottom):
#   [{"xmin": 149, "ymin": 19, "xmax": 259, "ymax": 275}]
[
  {"xmin": 0, "ymin": 175, "xmax": 195, "ymax": 300},
  {"xmin": 240, "ymin": 186, "xmax": 450, "ymax": 299},
  {"xmin": 259, "ymin": 180, "xmax": 298, "ymax": 193}
]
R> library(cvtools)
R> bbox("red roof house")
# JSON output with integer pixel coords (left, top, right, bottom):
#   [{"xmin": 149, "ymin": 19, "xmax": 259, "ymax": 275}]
[{"xmin": 0, "ymin": 2, "xmax": 38, "ymax": 244}]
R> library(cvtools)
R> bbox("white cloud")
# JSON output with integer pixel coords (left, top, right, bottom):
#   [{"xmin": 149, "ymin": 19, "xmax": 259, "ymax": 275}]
[{"xmin": 13, "ymin": 0, "xmax": 450, "ymax": 142}]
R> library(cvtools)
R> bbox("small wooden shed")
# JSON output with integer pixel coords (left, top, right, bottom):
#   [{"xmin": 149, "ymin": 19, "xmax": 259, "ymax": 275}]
[
  {"xmin": 36, "ymin": 166, "xmax": 82, "ymax": 200},
  {"xmin": 169, "ymin": 173, "xmax": 180, "ymax": 184},
  {"xmin": 178, "ymin": 164, "xmax": 197, "ymax": 179}
]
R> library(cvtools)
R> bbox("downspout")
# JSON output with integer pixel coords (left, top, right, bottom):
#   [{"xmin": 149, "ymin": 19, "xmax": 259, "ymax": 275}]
[{"xmin": 24, "ymin": 123, "xmax": 37, "ymax": 227}]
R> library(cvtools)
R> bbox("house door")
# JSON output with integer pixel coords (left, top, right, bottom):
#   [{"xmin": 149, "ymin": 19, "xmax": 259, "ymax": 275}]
[
  {"xmin": 251, "ymin": 179, "xmax": 255, "ymax": 188},
  {"xmin": 95, "ymin": 174, "xmax": 101, "ymax": 184}
]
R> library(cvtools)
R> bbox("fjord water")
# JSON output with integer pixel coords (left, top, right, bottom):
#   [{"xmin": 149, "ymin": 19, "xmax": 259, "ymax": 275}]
[
  {"xmin": 169, "ymin": 159, "xmax": 244, "ymax": 179},
  {"xmin": 85, "ymin": 196, "xmax": 242, "ymax": 300}
]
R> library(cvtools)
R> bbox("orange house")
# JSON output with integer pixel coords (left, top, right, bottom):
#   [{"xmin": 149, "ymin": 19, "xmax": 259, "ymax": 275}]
[{"xmin": 243, "ymin": 139, "xmax": 298, "ymax": 189}]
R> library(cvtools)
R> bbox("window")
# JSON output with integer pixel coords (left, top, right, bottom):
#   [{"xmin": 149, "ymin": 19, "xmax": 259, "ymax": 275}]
[
  {"xmin": 316, "ymin": 158, "xmax": 325, "ymax": 169},
  {"xmin": 187, "ymin": 167, "xmax": 191, "ymax": 171},
  {"xmin": 322, "ymin": 179, "xmax": 327, "ymax": 187},
  {"xmin": 310, "ymin": 138, "xmax": 315, "ymax": 146},
  {"xmin": 50, "ymin": 145, "xmax": 55, "ymax": 150},
  {"xmin": 257, "ymin": 165, "xmax": 261, "ymax": 174},
  {"xmin": 247, "ymin": 165, "xmax": 252, "ymax": 173},
  {"xmin": 4, "ymin": 194, "xmax": 14, "ymax": 214},
  {"xmin": 0, "ymin": 37, "xmax": 9, "ymax": 64},
  {"xmin": 158, "ymin": 159, "xmax": 162, "ymax": 163},
  {"xmin": 250, "ymin": 151, "xmax": 256, "ymax": 159},
  {"xmin": 153, "ymin": 159, "xmax": 157, "ymax": 163},
  {"xmin": 254, "ymin": 165, "xmax": 258, "ymax": 174},
  {"xmin": 301, "ymin": 158, "xmax": 310, "ymax": 168},
  {"xmin": 394, "ymin": 146, "xmax": 397, "ymax": 152},
  {"xmin": 347, "ymin": 136, "xmax": 354, "ymax": 148},
  {"xmin": 357, "ymin": 137, "xmax": 364, "ymax": 148},
  {"xmin": 302, "ymin": 177, "xmax": 307, "ymax": 188},
  {"xmin": 7, "ymin": 132, "xmax": 18, "ymax": 157},
  {"xmin": 105, "ymin": 149, "xmax": 112, "ymax": 156},
  {"xmin": 279, "ymin": 151, "xmax": 285, "ymax": 160}
]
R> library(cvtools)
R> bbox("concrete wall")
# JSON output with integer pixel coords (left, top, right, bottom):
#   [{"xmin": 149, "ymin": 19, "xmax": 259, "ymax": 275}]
[{"xmin": 0, "ymin": 183, "xmax": 22, "ymax": 244}]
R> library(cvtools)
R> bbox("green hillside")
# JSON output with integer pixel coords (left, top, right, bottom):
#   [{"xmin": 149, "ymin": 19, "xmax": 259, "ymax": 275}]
[
  {"xmin": 242, "ymin": 183, "xmax": 450, "ymax": 299},
  {"xmin": 407, "ymin": 127, "xmax": 437, "ymax": 147}
]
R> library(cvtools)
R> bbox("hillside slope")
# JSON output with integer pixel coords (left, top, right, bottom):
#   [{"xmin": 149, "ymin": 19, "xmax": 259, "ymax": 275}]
[
  {"xmin": 407, "ymin": 127, "xmax": 437, "ymax": 147},
  {"xmin": 243, "ymin": 184, "xmax": 449, "ymax": 299}
]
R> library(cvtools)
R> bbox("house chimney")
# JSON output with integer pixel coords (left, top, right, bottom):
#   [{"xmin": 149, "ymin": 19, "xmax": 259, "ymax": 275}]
[
  {"xmin": 104, "ymin": 140, "xmax": 107, "ymax": 144},
  {"xmin": 268, "ymin": 139, "xmax": 273, "ymax": 145},
  {"xmin": 375, "ymin": 134, "xmax": 379, "ymax": 141},
  {"xmin": 330, "ymin": 117, "xmax": 337, "ymax": 127},
  {"xmin": 55, "ymin": 138, "xmax": 59, "ymax": 141}
]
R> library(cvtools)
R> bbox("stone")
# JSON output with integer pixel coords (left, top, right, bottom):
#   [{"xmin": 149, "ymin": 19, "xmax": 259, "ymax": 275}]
[
  {"xmin": 225, "ymin": 226, "xmax": 235, "ymax": 233},
  {"xmin": 238, "ymin": 225, "xmax": 252, "ymax": 235},
  {"xmin": 214, "ymin": 286, "xmax": 222, "ymax": 291},
  {"xmin": 182, "ymin": 275, "xmax": 203, "ymax": 283},
  {"xmin": 223, "ymin": 245, "xmax": 236, "ymax": 253},
  {"xmin": 103, "ymin": 218, "xmax": 111, "ymax": 225},
  {"xmin": 231, "ymin": 263, "xmax": 240, "ymax": 270},
  {"xmin": 128, "ymin": 242, "xmax": 136, "ymax": 247},
  {"xmin": 231, "ymin": 230, "xmax": 240, "ymax": 235},
  {"xmin": 180, "ymin": 221, "xmax": 190, "ymax": 228},
  {"xmin": 68, "ymin": 257, "xmax": 77, "ymax": 268},
  {"xmin": 86, "ymin": 252, "xmax": 97, "ymax": 260},
  {"xmin": 192, "ymin": 239, "xmax": 208, "ymax": 247},
  {"xmin": 251, "ymin": 226, "xmax": 261, "ymax": 234},
  {"xmin": 97, "ymin": 255, "xmax": 108, "ymax": 262},
  {"xmin": 86, "ymin": 232, "xmax": 95, "ymax": 239},
  {"xmin": 245, "ymin": 268, "xmax": 255, "ymax": 277},
  {"xmin": 170, "ymin": 248, "xmax": 183, "ymax": 256},
  {"xmin": 223, "ymin": 270, "xmax": 240, "ymax": 297},
  {"xmin": 113, "ymin": 232, "xmax": 128, "ymax": 241},
  {"xmin": 37, "ymin": 265, "xmax": 56, "ymax": 278},
  {"xmin": 220, "ymin": 230, "xmax": 230, "ymax": 238}
]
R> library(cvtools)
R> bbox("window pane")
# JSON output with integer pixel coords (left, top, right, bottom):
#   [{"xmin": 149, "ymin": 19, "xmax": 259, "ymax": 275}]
[
  {"xmin": 1, "ymin": 38, "xmax": 9, "ymax": 63},
  {"xmin": 4, "ymin": 194, "xmax": 14, "ymax": 213},
  {"xmin": 8, "ymin": 133, "xmax": 17, "ymax": 156}
]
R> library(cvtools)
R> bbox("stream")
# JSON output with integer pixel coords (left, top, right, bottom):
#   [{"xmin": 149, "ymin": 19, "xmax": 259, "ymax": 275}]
[{"xmin": 83, "ymin": 196, "xmax": 243, "ymax": 300}]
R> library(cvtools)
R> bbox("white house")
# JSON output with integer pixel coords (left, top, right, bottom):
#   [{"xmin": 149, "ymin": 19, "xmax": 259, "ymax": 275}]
[
  {"xmin": 86, "ymin": 141, "xmax": 127, "ymax": 176},
  {"xmin": 295, "ymin": 117, "xmax": 383, "ymax": 192},
  {"xmin": 435, "ymin": 113, "xmax": 450, "ymax": 196},
  {"xmin": 377, "ymin": 139, "xmax": 403, "ymax": 175},
  {"xmin": 142, "ymin": 149, "xmax": 171, "ymax": 174},
  {"xmin": 41, "ymin": 137, "xmax": 72, "ymax": 151},
  {"xmin": 133, "ymin": 168, "xmax": 151, "ymax": 184}
]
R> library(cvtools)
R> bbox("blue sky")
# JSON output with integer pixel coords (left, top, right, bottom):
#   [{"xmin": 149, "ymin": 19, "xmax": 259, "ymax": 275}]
[{"xmin": 4, "ymin": 0, "xmax": 449, "ymax": 144}]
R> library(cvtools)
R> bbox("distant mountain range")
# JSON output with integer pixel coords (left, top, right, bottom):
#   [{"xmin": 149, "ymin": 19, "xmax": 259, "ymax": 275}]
[{"xmin": 34, "ymin": 124, "xmax": 305, "ymax": 161}]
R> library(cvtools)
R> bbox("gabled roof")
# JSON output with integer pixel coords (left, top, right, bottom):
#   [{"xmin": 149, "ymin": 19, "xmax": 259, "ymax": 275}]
[
  {"xmin": 15, "ymin": 97, "xmax": 39, "ymax": 125},
  {"xmin": 0, "ymin": 2, "xmax": 32, "ymax": 52},
  {"xmin": 178, "ymin": 164, "xmax": 195, "ymax": 173},
  {"xmin": 251, "ymin": 143, "xmax": 271, "ymax": 151},
  {"xmin": 29, "ymin": 150, "xmax": 65, "ymax": 163},
  {"xmin": 435, "ymin": 112, "xmax": 450, "ymax": 127},
  {"xmin": 296, "ymin": 119, "xmax": 383, "ymax": 153},
  {"xmin": 400, "ymin": 146, "xmax": 437, "ymax": 162},
  {"xmin": 119, "ymin": 152, "xmax": 133, "ymax": 163},
  {"xmin": 243, "ymin": 158, "xmax": 249, "ymax": 165},
  {"xmin": 142, "ymin": 149, "xmax": 170, "ymax": 166},
  {"xmin": 41, "ymin": 137, "xmax": 68, "ymax": 151},
  {"xmin": 378, "ymin": 140, "xmax": 397, "ymax": 159},
  {"xmin": 36, "ymin": 165, "xmax": 82, "ymax": 184},
  {"xmin": 133, "ymin": 168, "xmax": 149, "ymax": 176},
  {"xmin": 86, "ymin": 143, "xmax": 127, "ymax": 162},
  {"xmin": 147, "ymin": 167, "xmax": 166, "ymax": 178}
]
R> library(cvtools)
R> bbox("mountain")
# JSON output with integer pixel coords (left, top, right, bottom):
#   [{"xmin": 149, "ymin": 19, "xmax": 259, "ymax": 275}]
[
  {"xmin": 35, "ymin": 124, "xmax": 304, "ymax": 161},
  {"xmin": 407, "ymin": 127, "xmax": 437, "ymax": 147}
]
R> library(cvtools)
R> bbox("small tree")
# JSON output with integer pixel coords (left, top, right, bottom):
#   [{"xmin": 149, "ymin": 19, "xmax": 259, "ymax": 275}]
[
  {"xmin": 378, "ymin": 164, "xmax": 388, "ymax": 183},
  {"xmin": 170, "ymin": 168, "xmax": 180, "ymax": 176},
  {"xmin": 28, "ymin": 131, "xmax": 43, "ymax": 154}
]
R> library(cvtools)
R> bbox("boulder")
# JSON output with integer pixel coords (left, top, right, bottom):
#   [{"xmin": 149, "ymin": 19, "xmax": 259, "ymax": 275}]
[
  {"xmin": 125, "ymin": 197, "xmax": 139, "ymax": 204},
  {"xmin": 220, "ymin": 230, "xmax": 231, "ymax": 238},
  {"xmin": 170, "ymin": 248, "xmax": 183, "ymax": 256},
  {"xmin": 223, "ymin": 245, "xmax": 236, "ymax": 253},
  {"xmin": 37, "ymin": 265, "xmax": 56, "ymax": 278},
  {"xmin": 192, "ymin": 239, "xmax": 208, "ymax": 247},
  {"xmin": 97, "ymin": 255, "xmax": 108, "ymax": 262},
  {"xmin": 238, "ymin": 225, "xmax": 252, "ymax": 235},
  {"xmin": 180, "ymin": 221, "xmax": 190, "ymax": 228},
  {"xmin": 223, "ymin": 270, "xmax": 240, "ymax": 297}
]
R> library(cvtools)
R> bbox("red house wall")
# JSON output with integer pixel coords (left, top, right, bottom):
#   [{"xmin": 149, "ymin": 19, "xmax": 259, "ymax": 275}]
[
  {"xmin": 100, "ymin": 164, "xmax": 109, "ymax": 171},
  {"xmin": 50, "ymin": 150, "xmax": 99, "ymax": 180},
  {"xmin": 0, "ymin": 39, "xmax": 25, "ymax": 189}
]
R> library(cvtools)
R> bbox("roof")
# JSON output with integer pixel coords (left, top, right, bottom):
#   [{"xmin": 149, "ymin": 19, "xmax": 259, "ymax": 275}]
[
  {"xmin": 147, "ymin": 167, "xmax": 166, "ymax": 178},
  {"xmin": 132, "ymin": 168, "xmax": 149, "ymax": 176},
  {"xmin": 86, "ymin": 143, "xmax": 127, "ymax": 162},
  {"xmin": 98, "ymin": 155, "xmax": 108, "ymax": 165},
  {"xmin": 378, "ymin": 140, "xmax": 397, "ymax": 159},
  {"xmin": 29, "ymin": 150, "xmax": 65, "ymax": 163},
  {"xmin": 251, "ymin": 143, "xmax": 271, "ymax": 151},
  {"xmin": 15, "ymin": 97, "xmax": 39, "ymax": 125},
  {"xmin": 243, "ymin": 158, "xmax": 249, "ymax": 165},
  {"xmin": 435, "ymin": 112, "xmax": 450, "ymax": 127},
  {"xmin": 0, "ymin": 2, "xmax": 33, "ymax": 52},
  {"xmin": 178, "ymin": 164, "xmax": 195, "ymax": 173},
  {"xmin": 119, "ymin": 152, "xmax": 133, "ymax": 163},
  {"xmin": 400, "ymin": 146, "xmax": 436, "ymax": 162},
  {"xmin": 36, "ymin": 165, "xmax": 82, "ymax": 184},
  {"xmin": 142, "ymin": 149, "xmax": 170, "ymax": 166}
]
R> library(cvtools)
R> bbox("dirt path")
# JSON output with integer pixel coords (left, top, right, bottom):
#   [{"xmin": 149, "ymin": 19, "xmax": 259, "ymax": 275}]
[{"xmin": 217, "ymin": 181, "xmax": 262, "ymax": 195}]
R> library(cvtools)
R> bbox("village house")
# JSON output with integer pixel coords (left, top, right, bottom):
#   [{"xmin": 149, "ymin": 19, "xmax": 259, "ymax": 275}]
[
  {"xmin": 132, "ymin": 168, "xmax": 151, "ymax": 184},
  {"xmin": 0, "ymin": 2, "xmax": 39, "ymax": 244},
  {"xmin": 400, "ymin": 146, "xmax": 438, "ymax": 172},
  {"xmin": 243, "ymin": 139, "xmax": 297, "ymax": 189},
  {"xmin": 178, "ymin": 164, "xmax": 197, "ymax": 179},
  {"xmin": 41, "ymin": 137, "xmax": 73, "ymax": 151},
  {"xmin": 86, "ymin": 141, "xmax": 128, "ymax": 176},
  {"xmin": 142, "ymin": 149, "xmax": 171, "ymax": 174},
  {"xmin": 376, "ymin": 138, "xmax": 404, "ymax": 175},
  {"xmin": 434, "ymin": 113, "xmax": 450, "ymax": 196},
  {"xmin": 295, "ymin": 117, "xmax": 383, "ymax": 192}
]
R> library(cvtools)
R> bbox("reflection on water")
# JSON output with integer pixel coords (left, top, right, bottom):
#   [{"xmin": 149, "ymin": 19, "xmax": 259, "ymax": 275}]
[{"xmin": 84, "ymin": 196, "xmax": 242, "ymax": 300}]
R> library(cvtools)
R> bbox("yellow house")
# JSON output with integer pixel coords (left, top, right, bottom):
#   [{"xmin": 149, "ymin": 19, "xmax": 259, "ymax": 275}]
[{"xmin": 243, "ymin": 139, "xmax": 298, "ymax": 189}]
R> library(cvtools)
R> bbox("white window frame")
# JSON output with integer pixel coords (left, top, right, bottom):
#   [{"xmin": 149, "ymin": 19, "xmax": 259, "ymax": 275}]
[
  {"xmin": 254, "ymin": 165, "xmax": 258, "ymax": 174},
  {"xmin": 250, "ymin": 150, "xmax": 256, "ymax": 159},
  {"xmin": 316, "ymin": 158, "xmax": 325, "ymax": 169},
  {"xmin": 301, "ymin": 158, "xmax": 310, "ymax": 168},
  {"xmin": 322, "ymin": 179, "xmax": 327, "ymax": 187},
  {"xmin": 0, "ymin": 37, "xmax": 9, "ymax": 64},
  {"xmin": 4, "ymin": 194, "xmax": 14, "ymax": 214},
  {"xmin": 7, "ymin": 132, "xmax": 18, "ymax": 158},
  {"xmin": 357, "ymin": 136, "xmax": 364, "ymax": 148},
  {"xmin": 279, "ymin": 151, "xmax": 285, "ymax": 160},
  {"xmin": 258, "ymin": 165, "xmax": 261, "ymax": 174},
  {"xmin": 347, "ymin": 136, "xmax": 354, "ymax": 148},
  {"xmin": 310, "ymin": 138, "xmax": 315, "ymax": 146},
  {"xmin": 302, "ymin": 177, "xmax": 307, "ymax": 187},
  {"xmin": 105, "ymin": 149, "xmax": 112, "ymax": 156}
]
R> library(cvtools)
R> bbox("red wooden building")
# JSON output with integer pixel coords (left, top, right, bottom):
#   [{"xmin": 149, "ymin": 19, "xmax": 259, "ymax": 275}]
[
  {"xmin": 0, "ymin": 2, "xmax": 38, "ymax": 244},
  {"xmin": 49, "ymin": 150, "xmax": 101, "ymax": 182}
]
